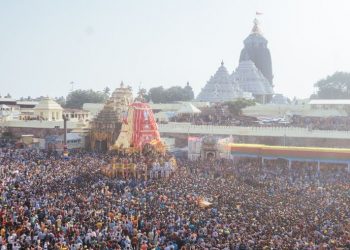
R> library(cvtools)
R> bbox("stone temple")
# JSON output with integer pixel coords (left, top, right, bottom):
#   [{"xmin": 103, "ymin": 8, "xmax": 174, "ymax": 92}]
[
  {"xmin": 239, "ymin": 18, "xmax": 273, "ymax": 85},
  {"xmin": 196, "ymin": 61, "xmax": 251, "ymax": 103},
  {"xmin": 233, "ymin": 60, "xmax": 273, "ymax": 104},
  {"xmin": 197, "ymin": 18, "xmax": 274, "ymax": 104}
]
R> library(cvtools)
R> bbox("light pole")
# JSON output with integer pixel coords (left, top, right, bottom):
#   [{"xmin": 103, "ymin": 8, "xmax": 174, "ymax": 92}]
[{"xmin": 63, "ymin": 114, "xmax": 69, "ymax": 158}]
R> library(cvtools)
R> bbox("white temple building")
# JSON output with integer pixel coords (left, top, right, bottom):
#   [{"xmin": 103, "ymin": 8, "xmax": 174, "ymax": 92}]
[
  {"xmin": 33, "ymin": 97, "xmax": 63, "ymax": 121},
  {"xmin": 196, "ymin": 18, "xmax": 274, "ymax": 104},
  {"xmin": 196, "ymin": 61, "xmax": 252, "ymax": 103},
  {"xmin": 233, "ymin": 60, "xmax": 273, "ymax": 104}
]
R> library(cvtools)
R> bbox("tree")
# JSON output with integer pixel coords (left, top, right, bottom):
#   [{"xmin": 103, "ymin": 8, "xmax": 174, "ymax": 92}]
[
  {"xmin": 148, "ymin": 83, "xmax": 194, "ymax": 103},
  {"xmin": 55, "ymin": 96, "xmax": 66, "ymax": 107},
  {"xmin": 65, "ymin": 89, "xmax": 107, "ymax": 109},
  {"xmin": 224, "ymin": 99, "xmax": 255, "ymax": 116},
  {"xmin": 136, "ymin": 88, "xmax": 149, "ymax": 102},
  {"xmin": 165, "ymin": 86, "xmax": 185, "ymax": 102},
  {"xmin": 183, "ymin": 82, "xmax": 195, "ymax": 101},
  {"xmin": 148, "ymin": 86, "xmax": 165, "ymax": 103},
  {"xmin": 103, "ymin": 86, "xmax": 111, "ymax": 98},
  {"xmin": 313, "ymin": 72, "xmax": 350, "ymax": 99}
]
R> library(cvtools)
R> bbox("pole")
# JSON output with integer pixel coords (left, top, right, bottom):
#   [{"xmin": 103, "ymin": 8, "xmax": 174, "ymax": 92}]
[
  {"xmin": 63, "ymin": 115, "xmax": 68, "ymax": 158},
  {"xmin": 63, "ymin": 116, "xmax": 67, "ymax": 146}
]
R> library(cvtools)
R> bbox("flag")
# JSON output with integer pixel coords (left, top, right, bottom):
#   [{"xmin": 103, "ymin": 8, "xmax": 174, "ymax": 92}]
[{"xmin": 256, "ymin": 11, "xmax": 263, "ymax": 15}]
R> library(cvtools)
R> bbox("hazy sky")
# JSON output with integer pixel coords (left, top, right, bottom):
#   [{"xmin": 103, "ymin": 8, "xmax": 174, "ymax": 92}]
[{"xmin": 1, "ymin": 0, "xmax": 350, "ymax": 99}]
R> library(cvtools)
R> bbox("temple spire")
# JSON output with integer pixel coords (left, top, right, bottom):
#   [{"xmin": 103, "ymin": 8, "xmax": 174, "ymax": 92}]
[{"xmin": 251, "ymin": 18, "xmax": 262, "ymax": 35}]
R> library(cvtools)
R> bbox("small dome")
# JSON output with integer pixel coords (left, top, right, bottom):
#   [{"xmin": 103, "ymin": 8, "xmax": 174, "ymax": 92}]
[{"xmin": 34, "ymin": 98, "xmax": 63, "ymax": 110}]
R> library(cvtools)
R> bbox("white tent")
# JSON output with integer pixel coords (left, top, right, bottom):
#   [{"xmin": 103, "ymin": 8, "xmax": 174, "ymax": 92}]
[{"xmin": 177, "ymin": 103, "xmax": 201, "ymax": 114}]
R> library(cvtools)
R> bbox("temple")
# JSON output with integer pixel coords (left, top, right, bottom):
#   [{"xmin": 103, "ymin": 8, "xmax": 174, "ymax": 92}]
[
  {"xmin": 196, "ymin": 61, "xmax": 252, "ymax": 102},
  {"xmin": 239, "ymin": 18, "xmax": 273, "ymax": 85},
  {"xmin": 196, "ymin": 17, "xmax": 274, "ymax": 104},
  {"xmin": 233, "ymin": 60, "xmax": 273, "ymax": 103},
  {"xmin": 89, "ymin": 82, "xmax": 133, "ymax": 151}
]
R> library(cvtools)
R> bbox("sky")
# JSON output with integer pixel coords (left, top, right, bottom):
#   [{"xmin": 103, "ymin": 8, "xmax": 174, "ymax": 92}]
[{"xmin": 1, "ymin": 0, "xmax": 350, "ymax": 100}]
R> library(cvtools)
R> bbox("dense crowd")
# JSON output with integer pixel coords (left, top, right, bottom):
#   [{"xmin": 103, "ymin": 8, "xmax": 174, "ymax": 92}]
[
  {"xmin": 1, "ymin": 148, "xmax": 350, "ymax": 249},
  {"xmin": 172, "ymin": 113, "xmax": 350, "ymax": 131},
  {"xmin": 291, "ymin": 116, "xmax": 350, "ymax": 131}
]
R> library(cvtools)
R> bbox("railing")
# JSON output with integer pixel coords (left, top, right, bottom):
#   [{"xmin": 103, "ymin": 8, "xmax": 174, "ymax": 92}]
[
  {"xmin": 2, "ymin": 120, "xmax": 86, "ymax": 129},
  {"xmin": 158, "ymin": 122, "xmax": 350, "ymax": 139}
]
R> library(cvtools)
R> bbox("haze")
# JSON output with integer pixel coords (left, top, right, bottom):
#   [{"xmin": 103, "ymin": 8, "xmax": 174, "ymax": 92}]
[{"xmin": 1, "ymin": 0, "xmax": 349, "ymax": 99}]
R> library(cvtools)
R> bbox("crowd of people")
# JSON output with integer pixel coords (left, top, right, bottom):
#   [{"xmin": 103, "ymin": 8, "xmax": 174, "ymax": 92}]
[
  {"xmin": 1, "ymin": 147, "xmax": 350, "ymax": 249},
  {"xmin": 172, "ymin": 112, "xmax": 350, "ymax": 132},
  {"xmin": 290, "ymin": 116, "xmax": 350, "ymax": 131}
]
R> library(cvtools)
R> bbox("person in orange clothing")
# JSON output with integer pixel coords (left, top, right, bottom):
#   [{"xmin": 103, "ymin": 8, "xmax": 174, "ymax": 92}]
[{"xmin": 140, "ymin": 242, "xmax": 148, "ymax": 250}]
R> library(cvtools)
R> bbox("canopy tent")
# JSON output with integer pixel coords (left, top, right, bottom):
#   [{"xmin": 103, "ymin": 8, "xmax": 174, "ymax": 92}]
[{"xmin": 176, "ymin": 103, "xmax": 201, "ymax": 114}]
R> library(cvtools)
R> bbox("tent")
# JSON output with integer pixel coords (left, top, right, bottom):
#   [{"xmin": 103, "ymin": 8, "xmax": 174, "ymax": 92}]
[{"xmin": 176, "ymin": 103, "xmax": 201, "ymax": 114}]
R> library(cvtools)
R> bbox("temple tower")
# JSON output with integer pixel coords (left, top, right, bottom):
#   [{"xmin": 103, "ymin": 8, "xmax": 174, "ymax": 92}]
[{"xmin": 239, "ymin": 18, "xmax": 273, "ymax": 85}]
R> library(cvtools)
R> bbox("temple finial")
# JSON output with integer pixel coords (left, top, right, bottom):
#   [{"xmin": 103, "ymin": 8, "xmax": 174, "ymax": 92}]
[
  {"xmin": 251, "ymin": 18, "xmax": 262, "ymax": 34},
  {"xmin": 221, "ymin": 60, "xmax": 224, "ymax": 66}
]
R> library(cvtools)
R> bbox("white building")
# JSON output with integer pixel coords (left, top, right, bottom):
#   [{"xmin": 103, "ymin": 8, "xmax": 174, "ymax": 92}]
[
  {"xmin": 233, "ymin": 60, "xmax": 274, "ymax": 104},
  {"xmin": 196, "ymin": 61, "xmax": 253, "ymax": 103},
  {"xmin": 33, "ymin": 98, "xmax": 63, "ymax": 121}
]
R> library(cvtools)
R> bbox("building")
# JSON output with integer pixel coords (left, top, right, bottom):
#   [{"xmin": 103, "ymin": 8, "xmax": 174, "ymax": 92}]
[
  {"xmin": 63, "ymin": 109, "xmax": 90, "ymax": 122},
  {"xmin": 233, "ymin": 60, "xmax": 273, "ymax": 103},
  {"xmin": 196, "ymin": 18, "xmax": 274, "ymax": 104},
  {"xmin": 239, "ymin": 18, "xmax": 273, "ymax": 85},
  {"xmin": 309, "ymin": 99, "xmax": 350, "ymax": 110},
  {"xmin": 45, "ymin": 133, "xmax": 84, "ymax": 151},
  {"xmin": 196, "ymin": 61, "xmax": 252, "ymax": 103},
  {"xmin": 82, "ymin": 103, "xmax": 104, "ymax": 118},
  {"xmin": 0, "ymin": 104, "xmax": 12, "ymax": 121},
  {"xmin": 33, "ymin": 97, "xmax": 63, "ymax": 121}
]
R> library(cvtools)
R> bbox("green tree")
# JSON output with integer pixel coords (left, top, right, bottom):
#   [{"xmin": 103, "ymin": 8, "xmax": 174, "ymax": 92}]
[
  {"xmin": 148, "ymin": 84, "xmax": 194, "ymax": 103},
  {"xmin": 103, "ymin": 86, "xmax": 111, "ymax": 98},
  {"xmin": 165, "ymin": 86, "xmax": 185, "ymax": 102},
  {"xmin": 55, "ymin": 96, "xmax": 66, "ymax": 107},
  {"xmin": 148, "ymin": 86, "xmax": 165, "ymax": 103},
  {"xmin": 65, "ymin": 89, "xmax": 107, "ymax": 109},
  {"xmin": 137, "ymin": 88, "xmax": 149, "ymax": 102},
  {"xmin": 224, "ymin": 99, "xmax": 255, "ymax": 116},
  {"xmin": 313, "ymin": 72, "xmax": 350, "ymax": 99},
  {"xmin": 183, "ymin": 82, "xmax": 195, "ymax": 101}
]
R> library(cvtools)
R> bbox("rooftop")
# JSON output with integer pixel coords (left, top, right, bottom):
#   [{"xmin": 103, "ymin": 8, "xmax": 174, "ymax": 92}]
[
  {"xmin": 309, "ymin": 99, "xmax": 350, "ymax": 105},
  {"xmin": 34, "ymin": 98, "xmax": 63, "ymax": 110}
]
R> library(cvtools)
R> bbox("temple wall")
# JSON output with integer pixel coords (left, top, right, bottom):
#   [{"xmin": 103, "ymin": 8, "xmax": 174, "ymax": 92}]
[{"xmin": 7, "ymin": 127, "xmax": 70, "ymax": 138}]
